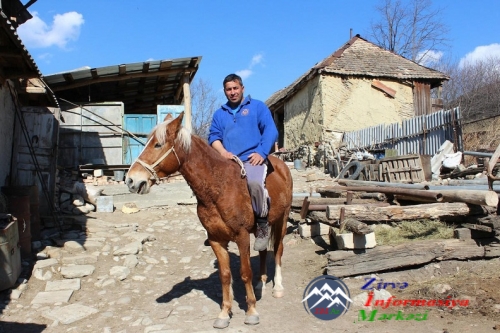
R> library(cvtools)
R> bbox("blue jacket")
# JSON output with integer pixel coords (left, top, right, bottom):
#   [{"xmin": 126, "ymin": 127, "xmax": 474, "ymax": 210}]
[{"xmin": 208, "ymin": 96, "xmax": 278, "ymax": 162}]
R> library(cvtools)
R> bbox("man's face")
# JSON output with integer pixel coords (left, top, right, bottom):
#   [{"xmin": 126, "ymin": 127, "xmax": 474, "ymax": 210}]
[{"xmin": 224, "ymin": 80, "xmax": 245, "ymax": 106}]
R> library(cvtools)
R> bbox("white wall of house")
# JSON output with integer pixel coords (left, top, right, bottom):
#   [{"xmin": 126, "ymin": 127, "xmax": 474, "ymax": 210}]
[
  {"xmin": 0, "ymin": 82, "xmax": 17, "ymax": 186},
  {"xmin": 283, "ymin": 76, "xmax": 322, "ymax": 148},
  {"xmin": 322, "ymin": 75, "xmax": 414, "ymax": 146}
]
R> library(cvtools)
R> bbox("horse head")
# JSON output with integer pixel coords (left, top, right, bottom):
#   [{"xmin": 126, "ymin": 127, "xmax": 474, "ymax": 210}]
[{"xmin": 125, "ymin": 112, "xmax": 191, "ymax": 194}]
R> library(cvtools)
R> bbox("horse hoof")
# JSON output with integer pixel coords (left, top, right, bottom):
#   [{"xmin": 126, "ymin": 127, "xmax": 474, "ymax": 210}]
[
  {"xmin": 244, "ymin": 315, "xmax": 260, "ymax": 325},
  {"xmin": 213, "ymin": 318, "xmax": 230, "ymax": 329},
  {"xmin": 273, "ymin": 289, "xmax": 285, "ymax": 298}
]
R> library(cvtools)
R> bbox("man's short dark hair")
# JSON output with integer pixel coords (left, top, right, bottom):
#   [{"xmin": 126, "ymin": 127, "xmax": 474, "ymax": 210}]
[{"xmin": 223, "ymin": 74, "xmax": 243, "ymax": 87}]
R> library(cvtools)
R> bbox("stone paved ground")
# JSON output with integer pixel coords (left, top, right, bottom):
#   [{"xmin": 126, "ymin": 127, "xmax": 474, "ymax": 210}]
[{"xmin": 1, "ymin": 167, "xmax": 500, "ymax": 332}]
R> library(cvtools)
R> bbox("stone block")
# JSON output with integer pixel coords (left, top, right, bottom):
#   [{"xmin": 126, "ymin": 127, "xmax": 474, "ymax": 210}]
[
  {"xmin": 96, "ymin": 196, "xmax": 114, "ymax": 213},
  {"xmin": 299, "ymin": 222, "xmax": 330, "ymax": 238},
  {"xmin": 334, "ymin": 232, "xmax": 377, "ymax": 250},
  {"xmin": 454, "ymin": 228, "xmax": 471, "ymax": 240},
  {"xmin": 93, "ymin": 169, "xmax": 103, "ymax": 177}
]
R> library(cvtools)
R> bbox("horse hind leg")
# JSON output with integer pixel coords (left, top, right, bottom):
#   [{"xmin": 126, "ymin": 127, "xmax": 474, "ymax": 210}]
[
  {"xmin": 271, "ymin": 213, "xmax": 288, "ymax": 298},
  {"xmin": 254, "ymin": 250, "xmax": 268, "ymax": 298}
]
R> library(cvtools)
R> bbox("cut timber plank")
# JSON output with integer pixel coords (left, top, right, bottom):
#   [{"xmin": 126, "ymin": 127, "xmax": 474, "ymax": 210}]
[
  {"xmin": 326, "ymin": 239, "xmax": 485, "ymax": 277},
  {"xmin": 326, "ymin": 202, "xmax": 486, "ymax": 222}
]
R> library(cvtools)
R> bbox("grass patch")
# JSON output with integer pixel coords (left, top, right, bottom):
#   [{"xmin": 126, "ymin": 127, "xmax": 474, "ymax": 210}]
[{"xmin": 375, "ymin": 219, "xmax": 455, "ymax": 246}]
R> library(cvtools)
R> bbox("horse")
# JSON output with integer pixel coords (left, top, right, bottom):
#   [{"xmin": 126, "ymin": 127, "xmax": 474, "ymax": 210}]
[{"xmin": 125, "ymin": 112, "xmax": 293, "ymax": 328}]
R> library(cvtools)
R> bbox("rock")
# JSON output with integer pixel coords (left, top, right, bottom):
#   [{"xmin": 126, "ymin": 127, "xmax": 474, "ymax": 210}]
[
  {"xmin": 433, "ymin": 283, "xmax": 452, "ymax": 294},
  {"xmin": 113, "ymin": 242, "xmax": 143, "ymax": 255},
  {"xmin": 122, "ymin": 202, "xmax": 140, "ymax": 214},
  {"xmin": 123, "ymin": 254, "xmax": 139, "ymax": 268},
  {"xmin": 60, "ymin": 265, "xmax": 95, "ymax": 278},
  {"xmin": 110, "ymin": 266, "xmax": 131, "ymax": 280},
  {"xmin": 72, "ymin": 194, "xmax": 85, "ymax": 207},
  {"xmin": 42, "ymin": 303, "xmax": 98, "ymax": 325}
]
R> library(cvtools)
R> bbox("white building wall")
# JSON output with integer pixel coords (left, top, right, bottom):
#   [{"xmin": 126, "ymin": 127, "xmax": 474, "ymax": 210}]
[
  {"xmin": 283, "ymin": 76, "xmax": 323, "ymax": 148},
  {"xmin": 321, "ymin": 75, "xmax": 414, "ymax": 146}
]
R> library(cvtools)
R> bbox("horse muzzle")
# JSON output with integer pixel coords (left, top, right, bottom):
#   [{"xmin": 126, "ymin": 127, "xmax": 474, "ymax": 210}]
[{"xmin": 125, "ymin": 177, "xmax": 150, "ymax": 194}]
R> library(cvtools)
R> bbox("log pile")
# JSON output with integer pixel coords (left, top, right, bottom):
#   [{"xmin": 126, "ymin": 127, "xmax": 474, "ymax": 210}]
[{"xmin": 292, "ymin": 177, "xmax": 500, "ymax": 277}]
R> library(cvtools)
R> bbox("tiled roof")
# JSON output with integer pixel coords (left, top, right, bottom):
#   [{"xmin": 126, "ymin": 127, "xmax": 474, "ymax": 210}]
[{"xmin": 267, "ymin": 35, "xmax": 449, "ymax": 108}]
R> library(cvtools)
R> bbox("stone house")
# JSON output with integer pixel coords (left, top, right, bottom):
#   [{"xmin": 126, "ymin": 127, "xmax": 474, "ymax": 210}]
[{"xmin": 266, "ymin": 35, "xmax": 449, "ymax": 149}]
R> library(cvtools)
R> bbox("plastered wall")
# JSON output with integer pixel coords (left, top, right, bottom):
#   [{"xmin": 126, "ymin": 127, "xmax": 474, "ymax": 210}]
[{"xmin": 283, "ymin": 74, "xmax": 415, "ymax": 149}]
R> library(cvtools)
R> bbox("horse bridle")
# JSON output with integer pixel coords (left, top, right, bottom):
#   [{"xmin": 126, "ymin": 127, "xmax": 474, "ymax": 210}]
[{"xmin": 135, "ymin": 145, "xmax": 180, "ymax": 183}]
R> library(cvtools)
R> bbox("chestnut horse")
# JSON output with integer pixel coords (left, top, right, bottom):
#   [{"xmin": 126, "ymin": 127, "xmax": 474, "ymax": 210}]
[{"xmin": 125, "ymin": 112, "xmax": 292, "ymax": 328}]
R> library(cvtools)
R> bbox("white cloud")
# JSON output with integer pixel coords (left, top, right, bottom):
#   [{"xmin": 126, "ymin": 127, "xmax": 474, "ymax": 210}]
[
  {"xmin": 417, "ymin": 50, "xmax": 443, "ymax": 66},
  {"xmin": 250, "ymin": 53, "xmax": 263, "ymax": 67},
  {"xmin": 235, "ymin": 53, "xmax": 264, "ymax": 81},
  {"xmin": 17, "ymin": 11, "xmax": 84, "ymax": 49},
  {"xmin": 459, "ymin": 43, "xmax": 500, "ymax": 67},
  {"xmin": 236, "ymin": 69, "xmax": 252, "ymax": 80}
]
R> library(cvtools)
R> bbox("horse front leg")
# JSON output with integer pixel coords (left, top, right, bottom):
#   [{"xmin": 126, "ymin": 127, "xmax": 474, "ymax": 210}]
[
  {"xmin": 210, "ymin": 240, "xmax": 233, "ymax": 329},
  {"xmin": 235, "ymin": 234, "xmax": 259, "ymax": 325}
]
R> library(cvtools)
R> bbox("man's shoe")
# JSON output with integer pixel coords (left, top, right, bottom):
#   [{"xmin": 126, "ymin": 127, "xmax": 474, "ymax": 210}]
[{"xmin": 254, "ymin": 219, "xmax": 269, "ymax": 251}]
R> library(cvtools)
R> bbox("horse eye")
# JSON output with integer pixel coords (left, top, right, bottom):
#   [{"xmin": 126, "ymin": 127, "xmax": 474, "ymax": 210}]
[{"xmin": 154, "ymin": 143, "xmax": 162, "ymax": 149}]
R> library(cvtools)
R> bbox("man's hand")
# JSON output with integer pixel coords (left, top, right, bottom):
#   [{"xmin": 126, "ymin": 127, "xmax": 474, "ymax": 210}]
[
  {"xmin": 220, "ymin": 151, "xmax": 234, "ymax": 159},
  {"xmin": 248, "ymin": 152, "xmax": 264, "ymax": 166}
]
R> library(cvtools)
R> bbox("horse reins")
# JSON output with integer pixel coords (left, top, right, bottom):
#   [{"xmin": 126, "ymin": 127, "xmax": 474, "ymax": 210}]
[{"xmin": 135, "ymin": 145, "xmax": 180, "ymax": 183}]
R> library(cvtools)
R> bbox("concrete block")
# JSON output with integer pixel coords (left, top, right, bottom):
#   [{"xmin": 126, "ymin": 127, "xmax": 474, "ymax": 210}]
[
  {"xmin": 96, "ymin": 196, "xmax": 114, "ymax": 213},
  {"xmin": 454, "ymin": 228, "xmax": 471, "ymax": 240},
  {"xmin": 93, "ymin": 169, "xmax": 103, "ymax": 177},
  {"xmin": 299, "ymin": 222, "xmax": 331, "ymax": 238},
  {"xmin": 335, "ymin": 232, "xmax": 377, "ymax": 250}
]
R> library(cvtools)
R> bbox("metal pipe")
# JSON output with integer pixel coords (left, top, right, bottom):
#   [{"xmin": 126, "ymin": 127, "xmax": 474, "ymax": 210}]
[
  {"xmin": 322, "ymin": 185, "xmax": 443, "ymax": 201},
  {"xmin": 463, "ymin": 151, "xmax": 493, "ymax": 157},
  {"xmin": 338, "ymin": 179, "xmax": 430, "ymax": 190}
]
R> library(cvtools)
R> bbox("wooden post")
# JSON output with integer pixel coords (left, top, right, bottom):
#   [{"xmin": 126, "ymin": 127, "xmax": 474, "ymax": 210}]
[
  {"xmin": 182, "ymin": 74, "xmax": 192, "ymax": 132},
  {"xmin": 300, "ymin": 196, "xmax": 310, "ymax": 219}
]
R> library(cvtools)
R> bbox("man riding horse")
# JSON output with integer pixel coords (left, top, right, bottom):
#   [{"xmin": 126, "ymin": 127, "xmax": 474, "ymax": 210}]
[{"xmin": 208, "ymin": 73, "xmax": 277, "ymax": 251}]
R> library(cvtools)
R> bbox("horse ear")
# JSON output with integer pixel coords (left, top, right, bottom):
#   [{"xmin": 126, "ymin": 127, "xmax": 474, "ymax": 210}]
[
  {"xmin": 169, "ymin": 112, "xmax": 184, "ymax": 133},
  {"xmin": 163, "ymin": 113, "xmax": 173, "ymax": 122}
]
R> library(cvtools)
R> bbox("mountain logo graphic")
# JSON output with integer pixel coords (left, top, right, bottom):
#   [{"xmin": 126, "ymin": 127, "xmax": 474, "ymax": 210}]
[{"xmin": 302, "ymin": 275, "xmax": 352, "ymax": 320}]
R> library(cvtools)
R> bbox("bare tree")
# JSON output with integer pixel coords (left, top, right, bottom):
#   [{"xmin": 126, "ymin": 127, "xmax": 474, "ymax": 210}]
[
  {"xmin": 370, "ymin": 0, "xmax": 449, "ymax": 63},
  {"xmin": 440, "ymin": 56, "xmax": 500, "ymax": 122},
  {"xmin": 190, "ymin": 78, "xmax": 224, "ymax": 140}
]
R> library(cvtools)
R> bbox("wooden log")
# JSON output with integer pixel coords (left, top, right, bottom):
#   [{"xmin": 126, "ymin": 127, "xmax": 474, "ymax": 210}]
[
  {"xmin": 319, "ymin": 185, "xmax": 442, "ymax": 201},
  {"xmin": 461, "ymin": 223, "xmax": 493, "ymax": 232},
  {"xmin": 341, "ymin": 218, "xmax": 374, "ymax": 234},
  {"xmin": 326, "ymin": 202, "xmax": 486, "ymax": 222},
  {"xmin": 359, "ymin": 192, "xmax": 386, "ymax": 201},
  {"xmin": 439, "ymin": 189, "xmax": 499, "ymax": 207},
  {"xmin": 292, "ymin": 197, "xmax": 378, "ymax": 208},
  {"xmin": 326, "ymin": 239, "xmax": 485, "ymax": 277},
  {"xmin": 316, "ymin": 188, "xmax": 344, "ymax": 198}
]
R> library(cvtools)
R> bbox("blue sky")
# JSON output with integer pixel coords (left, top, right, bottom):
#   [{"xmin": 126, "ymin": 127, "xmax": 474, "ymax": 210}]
[{"xmin": 17, "ymin": 0, "xmax": 500, "ymax": 103}]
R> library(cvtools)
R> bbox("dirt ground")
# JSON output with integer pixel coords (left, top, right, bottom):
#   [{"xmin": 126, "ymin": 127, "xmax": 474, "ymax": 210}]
[{"xmin": 2, "ymin": 167, "xmax": 500, "ymax": 333}]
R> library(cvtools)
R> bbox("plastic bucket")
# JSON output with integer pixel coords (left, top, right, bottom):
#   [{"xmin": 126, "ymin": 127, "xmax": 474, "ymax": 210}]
[
  {"xmin": 294, "ymin": 159, "xmax": 304, "ymax": 171},
  {"xmin": 114, "ymin": 170, "xmax": 125, "ymax": 181}
]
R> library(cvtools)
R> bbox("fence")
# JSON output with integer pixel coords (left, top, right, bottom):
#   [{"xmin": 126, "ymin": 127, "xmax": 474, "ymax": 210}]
[{"xmin": 342, "ymin": 108, "xmax": 462, "ymax": 156}]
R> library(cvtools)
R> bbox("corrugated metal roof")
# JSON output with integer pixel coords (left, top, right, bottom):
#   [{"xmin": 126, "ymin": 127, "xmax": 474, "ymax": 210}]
[
  {"xmin": 266, "ymin": 35, "xmax": 449, "ymax": 109},
  {"xmin": 0, "ymin": 11, "xmax": 41, "ymax": 79},
  {"xmin": 44, "ymin": 56, "xmax": 202, "ymax": 114}
]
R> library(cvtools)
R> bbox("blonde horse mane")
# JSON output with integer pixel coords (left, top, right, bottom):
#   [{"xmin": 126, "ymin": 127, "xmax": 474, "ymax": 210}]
[{"xmin": 152, "ymin": 119, "xmax": 192, "ymax": 153}]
